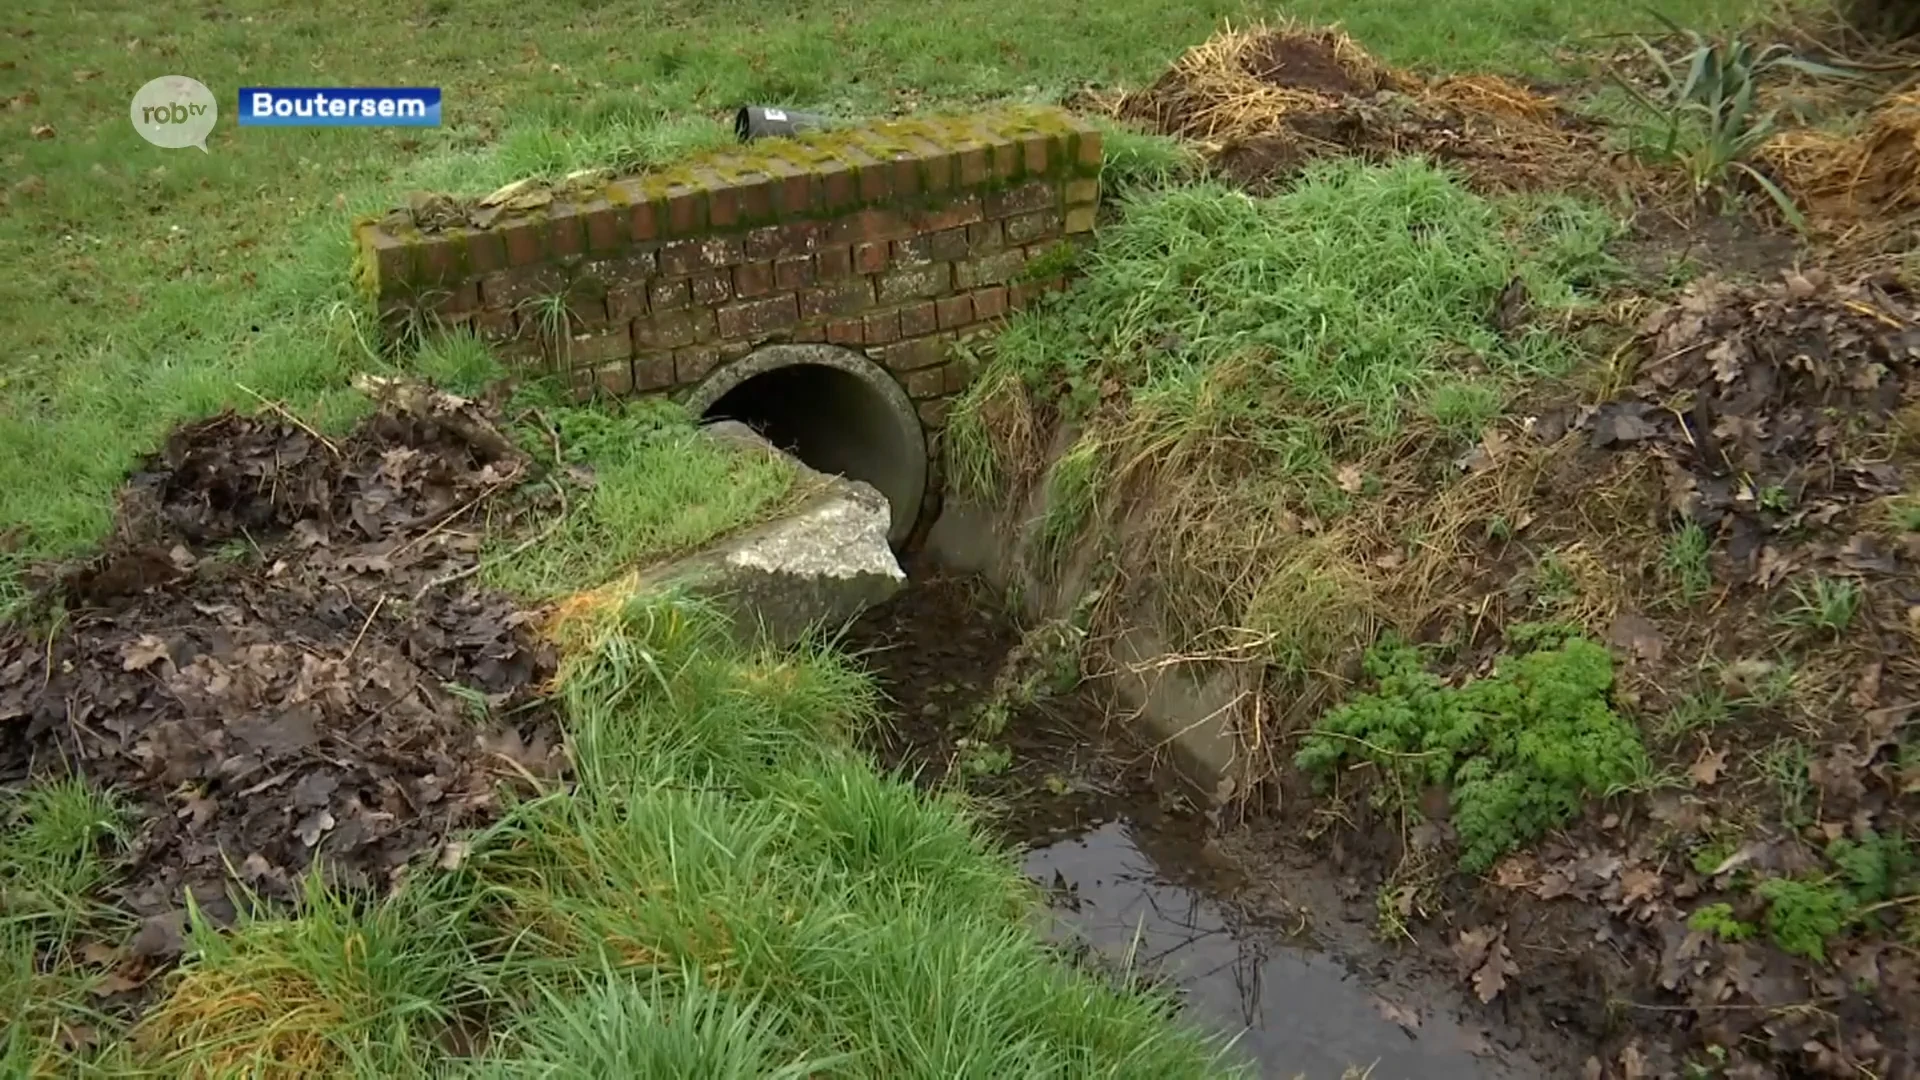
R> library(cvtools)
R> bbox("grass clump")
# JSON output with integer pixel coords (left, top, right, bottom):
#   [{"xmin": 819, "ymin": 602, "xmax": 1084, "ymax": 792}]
[
  {"xmin": 1660, "ymin": 522, "xmax": 1713, "ymax": 604},
  {"xmin": 1775, "ymin": 574, "xmax": 1863, "ymax": 639},
  {"xmin": 483, "ymin": 393, "xmax": 805, "ymax": 598},
  {"xmin": 0, "ymin": 778, "xmax": 127, "ymax": 943},
  {"xmin": 1295, "ymin": 630, "xmax": 1648, "ymax": 873}
]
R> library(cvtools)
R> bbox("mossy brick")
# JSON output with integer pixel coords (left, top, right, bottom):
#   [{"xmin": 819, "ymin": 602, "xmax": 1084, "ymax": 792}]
[
  {"xmin": 863, "ymin": 310, "xmax": 901, "ymax": 345},
  {"xmin": 899, "ymin": 301, "xmax": 938, "ymax": 338},
  {"xmin": 425, "ymin": 280, "xmax": 480, "ymax": 317},
  {"xmin": 986, "ymin": 138, "xmax": 1022, "ymax": 182},
  {"xmin": 877, "ymin": 263, "xmax": 950, "ymax": 304},
  {"xmin": 664, "ymin": 185, "xmax": 706, "ymax": 235},
  {"xmin": 987, "ymin": 182, "xmax": 1058, "ymax": 219},
  {"xmin": 572, "ymin": 359, "xmax": 633, "ymax": 400},
  {"xmin": 719, "ymin": 341, "xmax": 754, "ymax": 364},
  {"xmin": 744, "ymin": 221, "xmax": 822, "ymax": 261},
  {"xmin": 892, "ymin": 235, "xmax": 932, "ymax": 267},
  {"xmin": 567, "ymin": 327, "xmax": 633, "ymax": 366},
  {"xmin": 909, "ymin": 196, "xmax": 983, "ymax": 233},
  {"xmin": 941, "ymin": 356, "xmax": 971, "ymax": 394},
  {"xmin": 568, "ymin": 294, "xmax": 611, "ymax": 330},
  {"xmin": 480, "ymin": 265, "xmax": 566, "ymax": 308},
  {"xmin": 628, "ymin": 197, "xmax": 661, "ymax": 242},
  {"xmin": 465, "ymin": 229, "xmax": 509, "ymax": 275},
  {"xmin": 414, "ymin": 233, "xmax": 470, "ymax": 287},
  {"xmin": 650, "ymin": 278, "xmax": 691, "ymax": 312},
  {"xmin": 887, "ymin": 151, "xmax": 923, "ymax": 199},
  {"xmin": 635, "ymin": 309, "xmax": 703, "ymax": 351},
  {"xmin": 955, "ymin": 144, "xmax": 990, "ymax": 188},
  {"xmin": 967, "ymin": 219, "xmax": 1005, "ymax": 252},
  {"xmin": 927, "ymin": 228, "xmax": 969, "ymax": 263},
  {"xmin": 580, "ymin": 198, "xmax": 625, "ymax": 253},
  {"xmin": 826, "ymin": 208, "xmax": 911, "ymax": 247},
  {"xmin": 690, "ymin": 308, "xmax": 721, "ymax": 343},
  {"xmin": 1065, "ymin": 177, "xmax": 1099, "ymax": 206},
  {"xmin": 971, "ymin": 285, "xmax": 1008, "ymax": 319},
  {"xmin": 774, "ymin": 256, "xmax": 815, "ymax": 291},
  {"xmin": 608, "ymin": 280, "xmax": 650, "ymax": 321},
  {"xmin": 501, "ymin": 219, "xmax": 545, "ymax": 267},
  {"xmin": 818, "ymin": 160, "xmax": 858, "ymax": 211},
  {"xmin": 935, "ymin": 294, "xmax": 972, "ymax": 330},
  {"xmin": 1065, "ymin": 205, "xmax": 1097, "ymax": 234},
  {"xmin": 916, "ymin": 396, "xmax": 952, "ymax": 429},
  {"xmin": 955, "ymin": 249, "xmax": 1026, "ymax": 289},
  {"xmin": 761, "ymin": 158, "xmax": 816, "ymax": 217},
  {"xmin": 634, "ymin": 352, "xmax": 676, "ymax": 392},
  {"xmin": 700, "ymin": 171, "xmax": 743, "ymax": 229},
  {"xmin": 673, "ymin": 344, "xmax": 721, "ymax": 385},
  {"xmin": 577, "ymin": 249, "xmax": 658, "ymax": 292},
  {"xmin": 356, "ymin": 226, "xmax": 414, "ymax": 296},
  {"xmin": 903, "ymin": 137, "xmax": 956, "ymax": 194},
  {"xmin": 903, "ymin": 364, "xmax": 945, "ymax": 398},
  {"xmin": 1019, "ymin": 132, "xmax": 1053, "ymax": 176},
  {"xmin": 734, "ymin": 175, "xmax": 775, "ymax": 223},
  {"xmin": 816, "ymin": 246, "xmax": 854, "ymax": 280},
  {"xmin": 799, "ymin": 278, "xmax": 874, "ymax": 319},
  {"xmin": 793, "ymin": 323, "xmax": 827, "ymax": 343},
  {"xmin": 857, "ymin": 158, "xmax": 891, "ymax": 202},
  {"xmin": 691, "ymin": 270, "xmax": 732, "ymax": 307},
  {"xmin": 546, "ymin": 204, "xmax": 587, "ymax": 260},
  {"xmin": 852, "ymin": 242, "xmax": 888, "ymax": 275},
  {"xmin": 734, "ymin": 261, "xmax": 776, "ymax": 298},
  {"xmin": 826, "ymin": 318, "xmax": 864, "ymax": 346},
  {"xmin": 1005, "ymin": 209, "xmax": 1063, "ymax": 245},
  {"xmin": 716, "ymin": 294, "xmax": 799, "ymax": 340},
  {"xmin": 1074, "ymin": 128, "xmax": 1104, "ymax": 170},
  {"xmin": 882, "ymin": 335, "xmax": 948, "ymax": 372},
  {"xmin": 660, "ymin": 236, "xmax": 744, "ymax": 276}
]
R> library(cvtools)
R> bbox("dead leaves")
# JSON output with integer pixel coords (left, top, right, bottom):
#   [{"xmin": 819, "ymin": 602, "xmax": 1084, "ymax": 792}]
[
  {"xmin": 1689, "ymin": 746, "xmax": 1728, "ymax": 788},
  {"xmin": 1454, "ymin": 924, "xmax": 1517, "ymax": 1003}
]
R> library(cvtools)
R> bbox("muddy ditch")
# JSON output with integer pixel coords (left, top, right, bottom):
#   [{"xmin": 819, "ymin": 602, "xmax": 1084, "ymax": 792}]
[{"xmin": 842, "ymin": 575, "xmax": 1584, "ymax": 1079}]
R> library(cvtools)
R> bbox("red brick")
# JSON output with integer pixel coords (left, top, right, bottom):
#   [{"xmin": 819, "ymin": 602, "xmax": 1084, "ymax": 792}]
[
  {"xmin": 905, "ymin": 138, "xmax": 955, "ymax": 193},
  {"xmin": 690, "ymin": 308, "xmax": 720, "ymax": 343},
  {"xmin": 904, "ymin": 364, "xmax": 945, "ymax": 398},
  {"xmin": 1065, "ymin": 206, "xmax": 1096, "ymax": 234},
  {"xmin": 935, "ymin": 294, "xmax": 972, "ymax": 330},
  {"xmin": 876, "ymin": 263, "xmax": 950, "ymax": 305},
  {"xmin": 917, "ymin": 396, "xmax": 952, "ymax": 428},
  {"xmin": 911, "ymin": 196, "xmax": 984, "ymax": 233},
  {"xmin": 428, "ymin": 280, "xmax": 480, "ymax": 317},
  {"xmin": 857, "ymin": 161, "xmax": 891, "ymax": 202},
  {"xmin": 793, "ymin": 324, "xmax": 827, "ymax": 343},
  {"xmin": 633, "ymin": 352, "xmax": 676, "ymax": 391},
  {"xmin": 416, "ymin": 234, "xmax": 465, "ymax": 286},
  {"xmin": 954, "ymin": 250, "xmax": 1027, "ymax": 289},
  {"xmin": 703, "ymin": 176, "xmax": 741, "ymax": 229},
  {"xmin": 500, "ymin": 220, "xmax": 544, "ymax": 268},
  {"xmin": 674, "ymin": 344, "xmax": 721, "ymax": 384},
  {"xmin": 1076, "ymin": 128, "xmax": 1104, "ymax": 169},
  {"xmin": 566, "ymin": 293, "xmax": 610, "ymax": 329},
  {"xmin": 734, "ymin": 261, "xmax": 776, "ymax": 298},
  {"xmin": 955, "ymin": 145, "xmax": 989, "ymax": 188},
  {"xmin": 480, "ymin": 265, "xmax": 565, "ymax": 308},
  {"xmin": 942, "ymin": 358, "xmax": 970, "ymax": 394},
  {"xmin": 635, "ymin": 310, "xmax": 702, "ymax": 351},
  {"xmin": 577, "ymin": 250, "xmax": 657, "ymax": 292},
  {"xmin": 1065, "ymin": 177, "xmax": 1099, "ymax": 206},
  {"xmin": 968, "ymin": 219, "xmax": 1004, "ymax": 252},
  {"xmin": 582, "ymin": 199, "xmax": 624, "ymax": 253},
  {"xmin": 928, "ymin": 228, "xmax": 969, "ymax": 263},
  {"xmin": 361, "ymin": 228, "xmax": 415, "ymax": 294},
  {"xmin": 826, "ymin": 318, "xmax": 864, "ymax": 345},
  {"xmin": 899, "ymin": 301, "xmax": 938, "ymax": 338},
  {"xmin": 863, "ymin": 310, "xmax": 901, "ymax": 345},
  {"xmin": 1009, "ymin": 280, "xmax": 1056, "ymax": 310},
  {"xmin": 816, "ymin": 246, "xmax": 853, "ymax": 280},
  {"xmin": 736, "ymin": 175, "xmax": 775, "ymax": 223},
  {"xmin": 691, "ymin": 270, "xmax": 732, "ymax": 307},
  {"xmin": 972, "ymin": 285, "xmax": 1008, "ymax": 319},
  {"xmin": 889, "ymin": 153, "xmax": 922, "ymax": 199},
  {"xmin": 774, "ymin": 257, "xmax": 814, "ymax": 290},
  {"xmin": 664, "ymin": 185, "xmax": 705, "ymax": 235},
  {"xmin": 799, "ymin": 279, "xmax": 875, "ymax": 319},
  {"xmin": 744, "ymin": 221, "xmax": 822, "ymax": 261},
  {"xmin": 716, "ymin": 294, "xmax": 799, "ymax": 339},
  {"xmin": 1020, "ymin": 132, "xmax": 1052, "ymax": 177},
  {"xmin": 650, "ymin": 278, "xmax": 691, "ymax": 312},
  {"xmin": 576, "ymin": 359, "xmax": 632, "ymax": 398},
  {"xmin": 470, "ymin": 308, "xmax": 515, "ymax": 342},
  {"xmin": 819, "ymin": 160, "xmax": 858, "ymax": 210},
  {"xmin": 986, "ymin": 181, "xmax": 1058, "ymax": 219},
  {"xmin": 629, "ymin": 199, "xmax": 661, "ymax": 242},
  {"xmin": 608, "ymin": 281, "xmax": 650, "ymax": 321},
  {"xmin": 853, "ymin": 242, "xmax": 889, "ymax": 275},
  {"xmin": 762, "ymin": 158, "xmax": 816, "ymax": 216},
  {"xmin": 546, "ymin": 204, "xmax": 586, "ymax": 259},
  {"xmin": 892, "ymin": 235, "xmax": 932, "ymax": 266},
  {"xmin": 827, "ymin": 208, "xmax": 912, "ymax": 247},
  {"xmin": 465, "ymin": 230, "xmax": 508, "ymax": 275},
  {"xmin": 565, "ymin": 326, "xmax": 632, "ymax": 366},
  {"xmin": 1005, "ymin": 209, "xmax": 1063, "ymax": 245},
  {"xmin": 882, "ymin": 335, "xmax": 948, "ymax": 372},
  {"xmin": 661, "ymin": 237, "xmax": 744, "ymax": 276},
  {"xmin": 720, "ymin": 341, "xmax": 754, "ymax": 364}
]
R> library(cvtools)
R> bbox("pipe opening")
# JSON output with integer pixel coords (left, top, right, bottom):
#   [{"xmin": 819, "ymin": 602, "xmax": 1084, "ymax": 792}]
[{"xmin": 696, "ymin": 353, "xmax": 926, "ymax": 547}]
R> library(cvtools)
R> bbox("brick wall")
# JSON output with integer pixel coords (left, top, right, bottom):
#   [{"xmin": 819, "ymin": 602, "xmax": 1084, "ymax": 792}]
[{"xmin": 354, "ymin": 106, "xmax": 1103, "ymax": 430}]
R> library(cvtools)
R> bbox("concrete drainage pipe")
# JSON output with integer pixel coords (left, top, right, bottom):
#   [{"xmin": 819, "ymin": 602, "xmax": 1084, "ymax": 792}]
[{"xmin": 685, "ymin": 344, "xmax": 928, "ymax": 548}]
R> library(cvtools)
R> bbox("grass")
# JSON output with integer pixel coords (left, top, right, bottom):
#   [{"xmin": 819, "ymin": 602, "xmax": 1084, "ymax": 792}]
[
  {"xmin": 1660, "ymin": 522, "xmax": 1714, "ymax": 604},
  {"xmin": 1775, "ymin": 574, "xmax": 1863, "ymax": 638}
]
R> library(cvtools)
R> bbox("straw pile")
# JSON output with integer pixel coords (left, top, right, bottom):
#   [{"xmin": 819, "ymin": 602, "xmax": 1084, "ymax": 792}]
[{"xmin": 1763, "ymin": 90, "xmax": 1920, "ymax": 251}]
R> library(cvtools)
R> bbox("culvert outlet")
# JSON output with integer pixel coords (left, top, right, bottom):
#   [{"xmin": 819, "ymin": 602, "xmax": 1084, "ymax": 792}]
[{"xmin": 686, "ymin": 344, "xmax": 927, "ymax": 547}]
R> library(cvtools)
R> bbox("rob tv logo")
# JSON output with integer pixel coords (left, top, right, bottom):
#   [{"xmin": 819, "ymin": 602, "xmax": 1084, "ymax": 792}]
[{"xmin": 130, "ymin": 76, "xmax": 218, "ymax": 152}]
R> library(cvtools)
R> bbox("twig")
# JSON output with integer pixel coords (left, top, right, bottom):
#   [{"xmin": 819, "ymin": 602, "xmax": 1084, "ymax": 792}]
[
  {"xmin": 411, "ymin": 411, "xmax": 569, "ymax": 603},
  {"xmin": 343, "ymin": 595, "xmax": 386, "ymax": 664},
  {"xmin": 235, "ymin": 383, "xmax": 341, "ymax": 457},
  {"xmin": 388, "ymin": 472, "xmax": 522, "ymax": 559},
  {"xmin": 1853, "ymin": 893, "xmax": 1920, "ymax": 919}
]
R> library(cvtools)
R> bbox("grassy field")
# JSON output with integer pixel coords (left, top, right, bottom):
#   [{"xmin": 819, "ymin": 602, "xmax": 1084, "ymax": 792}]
[{"xmin": 4, "ymin": 0, "xmax": 1771, "ymax": 598}]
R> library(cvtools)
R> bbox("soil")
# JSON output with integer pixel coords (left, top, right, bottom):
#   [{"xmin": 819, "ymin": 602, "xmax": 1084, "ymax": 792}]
[
  {"xmin": 0, "ymin": 398, "xmax": 563, "ymax": 961},
  {"xmin": 1239, "ymin": 33, "xmax": 1372, "ymax": 98}
]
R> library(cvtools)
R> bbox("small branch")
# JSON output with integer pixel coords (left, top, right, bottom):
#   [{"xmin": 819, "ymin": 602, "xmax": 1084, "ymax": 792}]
[
  {"xmin": 235, "ymin": 383, "xmax": 341, "ymax": 457},
  {"xmin": 344, "ymin": 595, "xmax": 386, "ymax": 664}
]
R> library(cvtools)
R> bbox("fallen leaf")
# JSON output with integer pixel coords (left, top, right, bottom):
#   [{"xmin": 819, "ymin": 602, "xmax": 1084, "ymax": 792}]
[
  {"xmin": 1335, "ymin": 463, "xmax": 1366, "ymax": 494},
  {"xmin": 1690, "ymin": 746, "xmax": 1727, "ymax": 787},
  {"xmin": 90, "ymin": 971, "xmax": 144, "ymax": 997},
  {"xmin": 295, "ymin": 809, "xmax": 336, "ymax": 847},
  {"xmin": 1850, "ymin": 662, "xmax": 1882, "ymax": 711},
  {"xmin": 72, "ymin": 68, "xmax": 100, "ymax": 81},
  {"xmin": 1607, "ymin": 612, "xmax": 1665, "ymax": 665},
  {"xmin": 1373, "ymin": 996, "xmax": 1421, "ymax": 1034},
  {"xmin": 438, "ymin": 840, "xmax": 470, "ymax": 871},
  {"xmin": 1619, "ymin": 867, "xmax": 1663, "ymax": 907},
  {"xmin": 120, "ymin": 635, "xmax": 171, "ymax": 672},
  {"xmin": 30, "ymin": 122, "xmax": 54, "ymax": 139},
  {"xmin": 1455, "ymin": 925, "xmax": 1517, "ymax": 1003},
  {"xmin": 1472, "ymin": 939, "xmax": 1516, "ymax": 1003}
]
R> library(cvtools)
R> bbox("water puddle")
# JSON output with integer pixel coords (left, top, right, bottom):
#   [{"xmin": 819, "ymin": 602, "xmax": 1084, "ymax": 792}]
[{"xmin": 1025, "ymin": 821, "xmax": 1543, "ymax": 1079}]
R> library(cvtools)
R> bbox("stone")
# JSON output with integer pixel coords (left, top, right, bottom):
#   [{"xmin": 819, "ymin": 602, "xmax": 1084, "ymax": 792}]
[{"xmin": 626, "ymin": 421, "xmax": 905, "ymax": 646}]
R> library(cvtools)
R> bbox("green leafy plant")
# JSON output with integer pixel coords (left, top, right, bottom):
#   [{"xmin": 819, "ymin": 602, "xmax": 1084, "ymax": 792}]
[
  {"xmin": 1755, "ymin": 876, "xmax": 1853, "ymax": 963},
  {"xmin": 1828, "ymin": 829, "xmax": 1913, "ymax": 907},
  {"xmin": 1886, "ymin": 494, "xmax": 1920, "ymax": 533},
  {"xmin": 1295, "ymin": 635, "xmax": 1648, "ymax": 873},
  {"xmin": 1687, "ymin": 902, "xmax": 1757, "ymax": 942}
]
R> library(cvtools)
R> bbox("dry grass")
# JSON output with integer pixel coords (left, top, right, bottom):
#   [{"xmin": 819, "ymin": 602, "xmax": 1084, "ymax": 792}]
[
  {"xmin": 135, "ymin": 966, "xmax": 351, "ymax": 1079},
  {"xmin": 1118, "ymin": 22, "xmax": 1400, "ymax": 142},
  {"xmin": 1762, "ymin": 89, "xmax": 1920, "ymax": 251}
]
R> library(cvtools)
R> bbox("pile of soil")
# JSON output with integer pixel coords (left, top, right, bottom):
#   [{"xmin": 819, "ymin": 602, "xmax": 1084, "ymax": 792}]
[
  {"xmin": 1235, "ymin": 271, "xmax": 1920, "ymax": 1077},
  {"xmin": 1113, "ymin": 25, "xmax": 1624, "ymax": 194},
  {"xmin": 0, "ymin": 393, "xmax": 563, "ymax": 956}
]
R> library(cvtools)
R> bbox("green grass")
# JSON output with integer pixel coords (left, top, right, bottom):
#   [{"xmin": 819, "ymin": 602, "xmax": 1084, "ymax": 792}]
[
  {"xmin": 1660, "ymin": 522, "xmax": 1714, "ymax": 604},
  {"xmin": 1775, "ymin": 574, "xmax": 1863, "ymax": 638}
]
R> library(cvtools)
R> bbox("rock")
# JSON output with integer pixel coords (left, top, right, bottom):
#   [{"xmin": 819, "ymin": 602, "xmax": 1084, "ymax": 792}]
[{"xmin": 628, "ymin": 422, "xmax": 905, "ymax": 646}]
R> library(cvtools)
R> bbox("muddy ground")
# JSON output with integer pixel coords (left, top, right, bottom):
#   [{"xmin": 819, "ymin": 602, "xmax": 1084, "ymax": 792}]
[{"xmin": 0, "ymin": 392, "xmax": 563, "ymax": 973}]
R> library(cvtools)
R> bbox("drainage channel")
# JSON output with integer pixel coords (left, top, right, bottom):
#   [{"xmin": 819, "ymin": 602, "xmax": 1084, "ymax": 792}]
[{"xmin": 844, "ymin": 575, "xmax": 1562, "ymax": 1080}]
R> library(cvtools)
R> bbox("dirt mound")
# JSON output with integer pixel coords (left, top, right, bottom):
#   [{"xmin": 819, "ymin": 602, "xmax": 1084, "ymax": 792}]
[
  {"xmin": 1114, "ymin": 25, "xmax": 1622, "ymax": 193},
  {"xmin": 0, "ymin": 396, "xmax": 563, "ymax": 953},
  {"xmin": 1765, "ymin": 90, "xmax": 1920, "ymax": 254}
]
